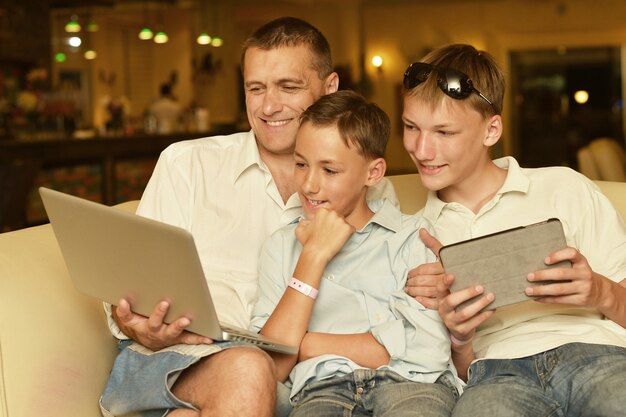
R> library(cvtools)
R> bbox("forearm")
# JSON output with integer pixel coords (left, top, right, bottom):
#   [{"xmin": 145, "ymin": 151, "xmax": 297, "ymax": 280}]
[
  {"xmin": 260, "ymin": 248, "xmax": 329, "ymax": 380},
  {"xmin": 299, "ymin": 332, "xmax": 390, "ymax": 368},
  {"xmin": 597, "ymin": 278, "xmax": 626, "ymax": 328},
  {"xmin": 451, "ymin": 342, "xmax": 475, "ymax": 382}
]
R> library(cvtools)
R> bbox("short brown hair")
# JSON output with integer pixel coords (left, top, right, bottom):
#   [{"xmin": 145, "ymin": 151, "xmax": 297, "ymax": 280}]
[
  {"xmin": 300, "ymin": 90, "xmax": 389, "ymax": 160},
  {"xmin": 406, "ymin": 44, "xmax": 505, "ymax": 117},
  {"xmin": 241, "ymin": 17, "xmax": 333, "ymax": 80}
]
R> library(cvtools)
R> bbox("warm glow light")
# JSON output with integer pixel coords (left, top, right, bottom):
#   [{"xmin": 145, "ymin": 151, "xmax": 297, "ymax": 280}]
[
  {"xmin": 197, "ymin": 32, "xmax": 212, "ymax": 45},
  {"xmin": 153, "ymin": 31, "xmax": 168, "ymax": 44},
  {"xmin": 211, "ymin": 36, "xmax": 223, "ymax": 47},
  {"xmin": 86, "ymin": 21, "xmax": 99, "ymax": 32},
  {"xmin": 574, "ymin": 90, "xmax": 589, "ymax": 104},
  {"xmin": 69, "ymin": 36, "xmax": 82, "ymax": 47},
  {"xmin": 55, "ymin": 52, "xmax": 67, "ymax": 63},
  {"xmin": 65, "ymin": 20, "xmax": 81, "ymax": 33},
  {"xmin": 84, "ymin": 49, "xmax": 97, "ymax": 60},
  {"xmin": 138, "ymin": 27, "xmax": 153, "ymax": 40},
  {"xmin": 372, "ymin": 55, "xmax": 383, "ymax": 68}
]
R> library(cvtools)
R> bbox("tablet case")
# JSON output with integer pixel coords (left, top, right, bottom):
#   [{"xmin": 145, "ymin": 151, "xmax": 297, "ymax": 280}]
[{"xmin": 440, "ymin": 218, "xmax": 571, "ymax": 311}]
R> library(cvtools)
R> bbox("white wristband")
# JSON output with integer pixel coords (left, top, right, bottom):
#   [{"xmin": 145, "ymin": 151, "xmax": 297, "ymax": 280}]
[
  {"xmin": 450, "ymin": 333, "xmax": 472, "ymax": 346},
  {"xmin": 288, "ymin": 277, "xmax": 319, "ymax": 300}
]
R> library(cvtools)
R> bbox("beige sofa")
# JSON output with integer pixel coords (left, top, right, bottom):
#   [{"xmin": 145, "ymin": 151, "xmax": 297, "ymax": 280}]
[{"xmin": 1, "ymin": 174, "xmax": 625, "ymax": 417}]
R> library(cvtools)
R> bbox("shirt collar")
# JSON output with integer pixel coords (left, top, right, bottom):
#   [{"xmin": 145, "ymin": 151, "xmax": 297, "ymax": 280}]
[
  {"xmin": 233, "ymin": 130, "xmax": 266, "ymax": 181},
  {"xmin": 365, "ymin": 198, "xmax": 403, "ymax": 233},
  {"xmin": 423, "ymin": 156, "xmax": 530, "ymax": 222}
]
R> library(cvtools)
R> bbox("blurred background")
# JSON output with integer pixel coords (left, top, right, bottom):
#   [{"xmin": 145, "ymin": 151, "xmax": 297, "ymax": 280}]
[{"xmin": 1, "ymin": 0, "xmax": 626, "ymax": 231}]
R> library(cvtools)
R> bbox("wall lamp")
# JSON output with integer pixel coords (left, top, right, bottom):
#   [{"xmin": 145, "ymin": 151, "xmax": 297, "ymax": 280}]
[{"xmin": 372, "ymin": 55, "xmax": 383, "ymax": 73}]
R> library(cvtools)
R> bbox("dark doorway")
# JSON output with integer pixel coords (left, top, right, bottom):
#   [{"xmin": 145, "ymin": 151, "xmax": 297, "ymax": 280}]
[{"xmin": 510, "ymin": 47, "xmax": 624, "ymax": 168}]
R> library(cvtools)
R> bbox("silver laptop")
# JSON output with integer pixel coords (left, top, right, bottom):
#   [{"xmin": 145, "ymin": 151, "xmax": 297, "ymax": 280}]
[{"xmin": 39, "ymin": 187, "xmax": 296, "ymax": 355}]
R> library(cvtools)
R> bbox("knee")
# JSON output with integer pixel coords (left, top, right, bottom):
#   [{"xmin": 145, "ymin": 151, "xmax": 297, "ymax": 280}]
[{"xmin": 219, "ymin": 347, "xmax": 277, "ymax": 385}]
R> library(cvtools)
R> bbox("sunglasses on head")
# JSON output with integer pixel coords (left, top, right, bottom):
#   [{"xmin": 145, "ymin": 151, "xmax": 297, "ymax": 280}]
[{"xmin": 403, "ymin": 62, "xmax": 494, "ymax": 109}]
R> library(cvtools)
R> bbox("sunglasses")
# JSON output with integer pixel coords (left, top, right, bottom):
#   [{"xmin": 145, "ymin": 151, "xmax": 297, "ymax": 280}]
[{"xmin": 403, "ymin": 62, "xmax": 494, "ymax": 108}]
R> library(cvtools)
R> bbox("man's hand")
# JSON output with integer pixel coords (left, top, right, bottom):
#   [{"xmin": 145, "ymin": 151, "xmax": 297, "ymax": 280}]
[
  {"xmin": 112, "ymin": 299, "xmax": 213, "ymax": 351},
  {"xmin": 405, "ymin": 229, "xmax": 449, "ymax": 309}
]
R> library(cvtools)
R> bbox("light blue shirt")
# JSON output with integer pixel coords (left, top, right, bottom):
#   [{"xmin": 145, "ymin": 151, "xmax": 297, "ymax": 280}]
[{"xmin": 251, "ymin": 199, "xmax": 461, "ymax": 398}]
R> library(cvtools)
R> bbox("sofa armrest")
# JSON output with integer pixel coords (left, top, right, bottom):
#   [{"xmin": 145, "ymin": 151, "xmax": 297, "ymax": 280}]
[{"xmin": 0, "ymin": 201, "xmax": 140, "ymax": 417}]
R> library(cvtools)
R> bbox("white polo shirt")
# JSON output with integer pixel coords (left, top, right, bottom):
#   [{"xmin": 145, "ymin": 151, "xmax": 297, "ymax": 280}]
[
  {"xmin": 420, "ymin": 157, "xmax": 626, "ymax": 360},
  {"xmin": 106, "ymin": 131, "xmax": 397, "ymax": 339}
]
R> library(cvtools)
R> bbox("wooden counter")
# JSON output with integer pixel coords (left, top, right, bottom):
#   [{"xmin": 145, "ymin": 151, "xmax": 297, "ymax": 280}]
[{"xmin": 0, "ymin": 127, "xmax": 237, "ymax": 207}]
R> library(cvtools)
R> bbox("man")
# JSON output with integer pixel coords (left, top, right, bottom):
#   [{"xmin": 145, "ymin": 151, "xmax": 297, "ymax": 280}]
[
  {"xmin": 402, "ymin": 43, "xmax": 626, "ymax": 417},
  {"xmin": 148, "ymin": 83, "xmax": 183, "ymax": 134},
  {"xmin": 99, "ymin": 17, "xmax": 395, "ymax": 417}
]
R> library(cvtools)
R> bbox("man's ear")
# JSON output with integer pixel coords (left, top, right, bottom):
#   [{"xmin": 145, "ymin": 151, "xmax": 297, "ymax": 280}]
[
  {"xmin": 324, "ymin": 72, "xmax": 339, "ymax": 94},
  {"xmin": 483, "ymin": 114, "xmax": 503, "ymax": 147},
  {"xmin": 366, "ymin": 158, "xmax": 387, "ymax": 186}
]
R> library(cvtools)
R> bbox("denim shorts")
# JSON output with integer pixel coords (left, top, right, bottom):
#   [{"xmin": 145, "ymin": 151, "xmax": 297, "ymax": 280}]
[
  {"xmin": 290, "ymin": 369, "xmax": 458, "ymax": 417},
  {"xmin": 99, "ymin": 339, "xmax": 245, "ymax": 417}
]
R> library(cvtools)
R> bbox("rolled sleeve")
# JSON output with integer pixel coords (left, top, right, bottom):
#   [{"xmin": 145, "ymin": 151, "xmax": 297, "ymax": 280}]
[
  {"xmin": 370, "ymin": 319, "xmax": 406, "ymax": 357},
  {"xmin": 372, "ymin": 291, "xmax": 451, "ymax": 374}
]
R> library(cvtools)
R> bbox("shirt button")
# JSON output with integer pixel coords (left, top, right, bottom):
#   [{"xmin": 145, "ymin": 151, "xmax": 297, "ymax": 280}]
[
  {"xmin": 356, "ymin": 387, "xmax": 364, "ymax": 394},
  {"xmin": 327, "ymin": 273, "xmax": 335, "ymax": 281},
  {"xmin": 374, "ymin": 313, "xmax": 381, "ymax": 322}
]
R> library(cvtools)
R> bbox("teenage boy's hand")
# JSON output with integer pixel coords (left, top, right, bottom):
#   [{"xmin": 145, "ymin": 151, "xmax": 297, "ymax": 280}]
[
  {"xmin": 296, "ymin": 208, "xmax": 355, "ymax": 263},
  {"xmin": 524, "ymin": 247, "xmax": 626, "ymax": 325},
  {"xmin": 112, "ymin": 298, "xmax": 213, "ymax": 350},
  {"xmin": 438, "ymin": 280, "xmax": 495, "ymax": 343},
  {"xmin": 405, "ymin": 229, "xmax": 449, "ymax": 309}
]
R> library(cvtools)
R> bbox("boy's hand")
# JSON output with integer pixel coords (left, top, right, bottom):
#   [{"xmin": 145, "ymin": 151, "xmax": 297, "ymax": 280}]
[
  {"xmin": 113, "ymin": 298, "xmax": 213, "ymax": 350},
  {"xmin": 405, "ymin": 229, "xmax": 449, "ymax": 309},
  {"xmin": 295, "ymin": 208, "xmax": 355, "ymax": 262},
  {"xmin": 525, "ymin": 247, "xmax": 616, "ymax": 310},
  {"xmin": 438, "ymin": 280, "xmax": 495, "ymax": 343}
]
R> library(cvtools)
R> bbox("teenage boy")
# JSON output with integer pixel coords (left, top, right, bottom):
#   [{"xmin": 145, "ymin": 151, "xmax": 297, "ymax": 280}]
[
  {"xmin": 251, "ymin": 90, "xmax": 461, "ymax": 417},
  {"xmin": 402, "ymin": 43, "xmax": 626, "ymax": 416},
  {"xmin": 100, "ymin": 18, "xmax": 396, "ymax": 417}
]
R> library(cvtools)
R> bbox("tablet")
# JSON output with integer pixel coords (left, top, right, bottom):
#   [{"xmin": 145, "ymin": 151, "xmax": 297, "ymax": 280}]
[{"xmin": 440, "ymin": 218, "xmax": 571, "ymax": 311}]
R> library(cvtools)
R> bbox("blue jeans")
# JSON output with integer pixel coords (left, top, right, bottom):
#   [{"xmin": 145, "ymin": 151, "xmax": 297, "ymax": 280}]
[
  {"xmin": 290, "ymin": 369, "xmax": 458, "ymax": 417},
  {"xmin": 453, "ymin": 343, "xmax": 626, "ymax": 417}
]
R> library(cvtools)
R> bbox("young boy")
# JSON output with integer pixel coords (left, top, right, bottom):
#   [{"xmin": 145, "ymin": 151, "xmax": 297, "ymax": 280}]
[
  {"xmin": 402, "ymin": 44, "xmax": 626, "ymax": 416},
  {"xmin": 250, "ymin": 90, "xmax": 461, "ymax": 417}
]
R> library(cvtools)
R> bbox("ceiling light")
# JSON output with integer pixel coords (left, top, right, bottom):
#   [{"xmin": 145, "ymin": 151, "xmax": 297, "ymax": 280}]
[
  {"xmin": 138, "ymin": 27, "xmax": 153, "ymax": 40},
  {"xmin": 211, "ymin": 36, "xmax": 223, "ymax": 47},
  {"xmin": 197, "ymin": 32, "xmax": 211, "ymax": 45},
  {"xmin": 69, "ymin": 36, "xmax": 82, "ymax": 47},
  {"xmin": 65, "ymin": 19, "xmax": 81, "ymax": 33},
  {"xmin": 153, "ymin": 31, "xmax": 168, "ymax": 44}
]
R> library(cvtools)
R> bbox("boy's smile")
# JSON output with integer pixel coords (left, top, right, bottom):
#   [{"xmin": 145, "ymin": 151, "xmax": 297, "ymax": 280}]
[
  {"xmin": 402, "ymin": 96, "xmax": 504, "ymax": 209},
  {"xmin": 294, "ymin": 122, "xmax": 375, "ymax": 229}
]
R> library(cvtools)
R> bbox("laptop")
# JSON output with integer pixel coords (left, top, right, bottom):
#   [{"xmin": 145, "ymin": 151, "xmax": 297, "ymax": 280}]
[{"xmin": 39, "ymin": 187, "xmax": 297, "ymax": 355}]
